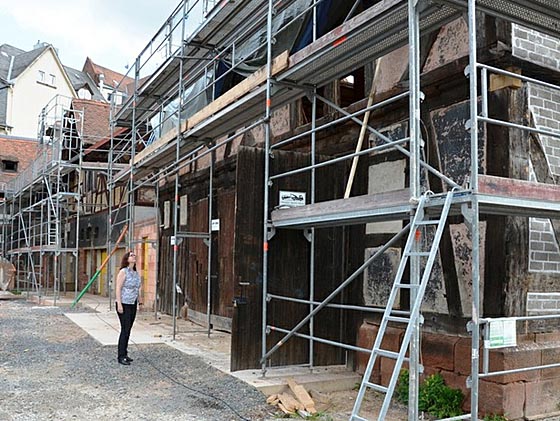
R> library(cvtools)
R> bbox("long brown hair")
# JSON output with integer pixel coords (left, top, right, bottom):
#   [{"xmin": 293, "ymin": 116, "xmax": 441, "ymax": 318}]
[{"xmin": 120, "ymin": 251, "xmax": 137, "ymax": 271}]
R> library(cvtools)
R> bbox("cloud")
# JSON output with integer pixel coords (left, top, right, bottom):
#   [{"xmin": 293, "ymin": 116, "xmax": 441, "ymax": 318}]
[{"xmin": 0, "ymin": 0, "xmax": 177, "ymax": 70}]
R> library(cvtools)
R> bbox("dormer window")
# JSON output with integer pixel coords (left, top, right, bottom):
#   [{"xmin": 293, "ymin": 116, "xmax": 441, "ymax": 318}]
[
  {"xmin": 37, "ymin": 70, "xmax": 45, "ymax": 82},
  {"xmin": 2, "ymin": 160, "xmax": 18, "ymax": 172},
  {"xmin": 49, "ymin": 74, "xmax": 56, "ymax": 86}
]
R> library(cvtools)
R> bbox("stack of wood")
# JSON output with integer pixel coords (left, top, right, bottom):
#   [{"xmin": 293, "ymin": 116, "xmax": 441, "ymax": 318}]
[{"xmin": 266, "ymin": 378, "xmax": 318, "ymax": 417}]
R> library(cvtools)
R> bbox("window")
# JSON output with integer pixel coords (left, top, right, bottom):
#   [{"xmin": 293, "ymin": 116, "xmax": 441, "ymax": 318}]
[
  {"xmin": 2, "ymin": 160, "xmax": 18, "ymax": 172},
  {"xmin": 49, "ymin": 74, "xmax": 56, "ymax": 86},
  {"xmin": 37, "ymin": 70, "xmax": 45, "ymax": 82}
]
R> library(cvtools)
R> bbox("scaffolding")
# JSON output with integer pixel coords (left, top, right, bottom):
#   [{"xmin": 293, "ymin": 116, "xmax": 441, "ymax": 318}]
[
  {"xmin": 109, "ymin": 0, "xmax": 560, "ymax": 419},
  {"xmin": 1, "ymin": 95, "xmax": 122, "ymax": 304}
]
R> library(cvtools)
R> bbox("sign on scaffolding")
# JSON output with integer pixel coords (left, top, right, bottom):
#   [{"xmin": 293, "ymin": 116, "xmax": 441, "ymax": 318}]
[
  {"xmin": 486, "ymin": 319, "xmax": 517, "ymax": 349},
  {"xmin": 279, "ymin": 191, "xmax": 306, "ymax": 208}
]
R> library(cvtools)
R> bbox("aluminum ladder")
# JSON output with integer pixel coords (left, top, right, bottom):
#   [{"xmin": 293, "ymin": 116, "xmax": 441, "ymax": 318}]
[{"xmin": 350, "ymin": 190, "xmax": 455, "ymax": 421}]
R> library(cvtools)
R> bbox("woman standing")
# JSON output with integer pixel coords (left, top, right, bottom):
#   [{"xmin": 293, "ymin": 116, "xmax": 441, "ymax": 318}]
[{"xmin": 115, "ymin": 251, "xmax": 141, "ymax": 365}]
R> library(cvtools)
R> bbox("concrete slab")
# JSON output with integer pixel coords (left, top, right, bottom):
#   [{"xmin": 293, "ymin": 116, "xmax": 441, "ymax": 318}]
[
  {"xmin": 231, "ymin": 365, "xmax": 362, "ymax": 396},
  {"xmin": 64, "ymin": 312, "xmax": 168, "ymax": 346},
  {"xmin": 0, "ymin": 291, "xmax": 26, "ymax": 300}
]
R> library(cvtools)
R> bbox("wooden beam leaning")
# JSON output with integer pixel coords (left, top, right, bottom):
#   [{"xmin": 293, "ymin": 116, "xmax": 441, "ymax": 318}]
[{"xmin": 133, "ymin": 51, "xmax": 290, "ymax": 167}]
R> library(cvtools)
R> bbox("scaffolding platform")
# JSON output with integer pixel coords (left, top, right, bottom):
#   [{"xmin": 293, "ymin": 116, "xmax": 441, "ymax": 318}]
[
  {"xmin": 271, "ymin": 176, "xmax": 560, "ymax": 229},
  {"xmin": 114, "ymin": 0, "xmax": 269, "ymax": 125},
  {"xmin": 435, "ymin": 0, "xmax": 560, "ymax": 38},
  {"xmin": 130, "ymin": 0, "xmax": 460, "ymax": 179}
]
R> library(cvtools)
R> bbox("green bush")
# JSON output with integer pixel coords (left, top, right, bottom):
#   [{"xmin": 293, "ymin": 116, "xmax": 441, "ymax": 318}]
[
  {"xmin": 395, "ymin": 370, "xmax": 465, "ymax": 418},
  {"xmin": 395, "ymin": 369, "xmax": 409, "ymax": 404},
  {"xmin": 418, "ymin": 373, "xmax": 464, "ymax": 418}
]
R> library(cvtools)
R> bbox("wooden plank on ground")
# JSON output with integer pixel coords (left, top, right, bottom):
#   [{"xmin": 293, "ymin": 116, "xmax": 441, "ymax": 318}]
[
  {"xmin": 287, "ymin": 378, "xmax": 317, "ymax": 414},
  {"xmin": 278, "ymin": 392, "xmax": 302, "ymax": 413}
]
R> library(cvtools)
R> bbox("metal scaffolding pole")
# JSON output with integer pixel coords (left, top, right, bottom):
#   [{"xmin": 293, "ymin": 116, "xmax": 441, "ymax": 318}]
[
  {"xmin": 172, "ymin": 1, "xmax": 187, "ymax": 341},
  {"xmin": 467, "ymin": 0, "xmax": 481, "ymax": 417},
  {"xmin": 261, "ymin": 0, "xmax": 274, "ymax": 377},
  {"xmin": 408, "ymin": 0, "xmax": 422, "ymax": 417}
]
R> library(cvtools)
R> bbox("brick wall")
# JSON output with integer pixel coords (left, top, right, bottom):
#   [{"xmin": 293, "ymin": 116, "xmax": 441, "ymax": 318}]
[
  {"xmin": 528, "ymin": 165, "xmax": 560, "ymax": 273},
  {"xmin": 512, "ymin": 24, "xmax": 560, "ymax": 73},
  {"xmin": 527, "ymin": 83, "xmax": 560, "ymax": 175}
]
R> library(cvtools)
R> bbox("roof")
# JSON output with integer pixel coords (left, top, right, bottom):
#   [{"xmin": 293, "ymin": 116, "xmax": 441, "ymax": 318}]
[
  {"xmin": 0, "ymin": 44, "xmax": 24, "ymax": 81},
  {"xmin": 71, "ymin": 98, "xmax": 111, "ymax": 145},
  {"xmin": 83, "ymin": 57, "xmax": 134, "ymax": 94},
  {"xmin": 0, "ymin": 136, "xmax": 39, "ymax": 186},
  {"xmin": 63, "ymin": 65, "xmax": 105, "ymax": 101}
]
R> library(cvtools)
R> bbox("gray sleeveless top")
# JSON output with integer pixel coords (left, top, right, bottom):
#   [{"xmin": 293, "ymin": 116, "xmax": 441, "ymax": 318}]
[{"xmin": 120, "ymin": 267, "xmax": 140, "ymax": 304}]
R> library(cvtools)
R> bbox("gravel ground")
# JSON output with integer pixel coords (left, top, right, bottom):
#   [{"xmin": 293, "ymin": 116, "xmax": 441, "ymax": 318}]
[{"xmin": 0, "ymin": 300, "xmax": 275, "ymax": 421}]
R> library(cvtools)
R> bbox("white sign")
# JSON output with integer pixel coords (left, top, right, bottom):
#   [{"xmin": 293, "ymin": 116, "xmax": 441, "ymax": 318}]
[
  {"xmin": 487, "ymin": 319, "xmax": 517, "ymax": 349},
  {"xmin": 279, "ymin": 190, "xmax": 306, "ymax": 208},
  {"xmin": 211, "ymin": 219, "xmax": 220, "ymax": 232}
]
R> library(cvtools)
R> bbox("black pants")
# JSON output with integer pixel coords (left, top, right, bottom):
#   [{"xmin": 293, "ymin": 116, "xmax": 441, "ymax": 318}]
[{"xmin": 116, "ymin": 301, "xmax": 137, "ymax": 359}]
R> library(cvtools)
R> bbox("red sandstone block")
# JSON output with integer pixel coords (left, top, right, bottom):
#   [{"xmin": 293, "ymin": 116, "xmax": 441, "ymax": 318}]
[
  {"xmin": 356, "ymin": 322, "xmax": 380, "ymax": 383},
  {"xmin": 541, "ymin": 347, "xmax": 560, "ymax": 380},
  {"xmin": 478, "ymin": 380, "xmax": 525, "ymax": 420},
  {"xmin": 525, "ymin": 378, "xmax": 560, "ymax": 418},
  {"xmin": 487, "ymin": 347, "xmax": 541, "ymax": 384},
  {"xmin": 422, "ymin": 333, "xmax": 459, "ymax": 371},
  {"xmin": 356, "ymin": 322, "xmax": 405, "ymax": 386},
  {"xmin": 455, "ymin": 337, "xmax": 481, "ymax": 375},
  {"xmin": 536, "ymin": 332, "xmax": 560, "ymax": 343}
]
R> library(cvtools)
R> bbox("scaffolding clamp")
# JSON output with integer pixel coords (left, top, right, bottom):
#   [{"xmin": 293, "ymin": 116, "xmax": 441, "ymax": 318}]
[
  {"xmin": 267, "ymin": 224, "xmax": 276, "ymax": 241},
  {"xmin": 461, "ymin": 203, "xmax": 474, "ymax": 231},
  {"xmin": 303, "ymin": 228, "xmax": 313, "ymax": 242}
]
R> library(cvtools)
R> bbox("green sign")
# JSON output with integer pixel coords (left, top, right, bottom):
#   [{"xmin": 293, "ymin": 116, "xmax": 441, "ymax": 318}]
[{"xmin": 487, "ymin": 320, "xmax": 517, "ymax": 349}]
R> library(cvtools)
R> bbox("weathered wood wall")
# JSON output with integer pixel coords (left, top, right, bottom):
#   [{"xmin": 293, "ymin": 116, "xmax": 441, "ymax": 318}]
[{"xmin": 230, "ymin": 146, "xmax": 366, "ymax": 371}]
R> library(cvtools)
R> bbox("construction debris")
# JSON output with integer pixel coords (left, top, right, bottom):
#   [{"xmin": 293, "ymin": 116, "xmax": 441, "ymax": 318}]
[{"xmin": 267, "ymin": 379, "xmax": 318, "ymax": 418}]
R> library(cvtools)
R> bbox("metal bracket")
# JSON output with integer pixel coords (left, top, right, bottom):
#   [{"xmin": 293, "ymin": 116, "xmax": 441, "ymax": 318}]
[
  {"xmin": 267, "ymin": 224, "xmax": 276, "ymax": 241},
  {"xmin": 466, "ymin": 375, "xmax": 473, "ymax": 389},
  {"xmin": 464, "ymin": 64, "xmax": 471, "ymax": 78},
  {"xmin": 203, "ymin": 238, "xmax": 210, "ymax": 247},
  {"xmin": 466, "ymin": 320, "xmax": 475, "ymax": 333},
  {"xmin": 303, "ymin": 228, "xmax": 313, "ymax": 242}
]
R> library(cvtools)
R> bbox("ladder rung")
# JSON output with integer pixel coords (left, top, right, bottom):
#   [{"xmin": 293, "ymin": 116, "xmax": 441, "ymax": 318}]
[
  {"xmin": 407, "ymin": 251, "xmax": 431, "ymax": 257},
  {"xmin": 364, "ymin": 381, "xmax": 388, "ymax": 393},
  {"xmin": 416, "ymin": 220, "xmax": 439, "ymax": 225},
  {"xmin": 351, "ymin": 416, "xmax": 369, "ymax": 421},
  {"xmin": 386, "ymin": 316, "xmax": 410, "ymax": 323}
]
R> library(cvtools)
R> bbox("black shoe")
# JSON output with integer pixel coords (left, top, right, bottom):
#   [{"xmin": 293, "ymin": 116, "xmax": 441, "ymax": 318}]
[
  {"xmin": 124, "ymin": 356, "xmax": 134, "ymax": 363},
  {"xmin": 118, "ymin": 357, "xmax": 130, "ymax": 366}
]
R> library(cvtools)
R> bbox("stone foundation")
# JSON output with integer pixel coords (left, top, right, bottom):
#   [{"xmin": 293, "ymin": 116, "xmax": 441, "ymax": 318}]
[{"xmin": 357, "ymin": 321, "xmax": 560, "ymax": 420}]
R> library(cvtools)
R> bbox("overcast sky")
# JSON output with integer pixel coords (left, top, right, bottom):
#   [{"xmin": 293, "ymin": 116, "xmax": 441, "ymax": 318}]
[{"xmin": 0, "ymin": 0, "xmax": 179, "ymax": 73}]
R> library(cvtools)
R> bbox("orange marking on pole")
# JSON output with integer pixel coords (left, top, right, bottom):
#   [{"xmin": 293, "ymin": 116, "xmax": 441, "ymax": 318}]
[
  {"xmin": 263, "ymin": 242, "xmax": 269, "ymax": 251},
  {"xmin": 333, "ymin": 36, "xmax": 347, "ymax": 47},
  {"xmin": 174, "ymin": 245, "xmax": 179, "ymax": 252},
  {"xmin": 266, "ymin": 98, "xmax": 272, "ymax": 108},
  {"xmin": 415, "ymin": 229, "xmax": 421, "ymax": 241}
]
